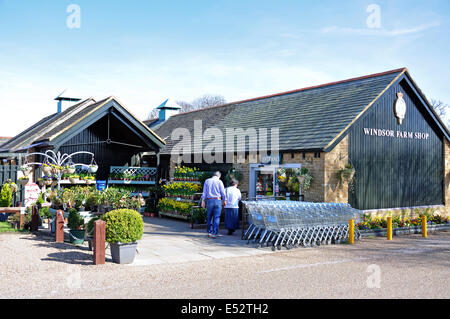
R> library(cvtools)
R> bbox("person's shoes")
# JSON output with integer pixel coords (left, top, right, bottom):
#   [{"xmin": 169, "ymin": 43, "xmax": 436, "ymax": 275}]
[
  {"xmin": 208, "ymin": 233, "xmax": 212, "ymax": 237},
  {"xmin": 210, "ymin": 234, "xmax": 217, "ymax": 239}
]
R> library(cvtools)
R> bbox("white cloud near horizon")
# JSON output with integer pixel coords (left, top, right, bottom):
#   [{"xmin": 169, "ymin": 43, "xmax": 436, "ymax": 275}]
[{"xmin": 320, "ymin": 21, "xmax": 441, "ymax": 37}]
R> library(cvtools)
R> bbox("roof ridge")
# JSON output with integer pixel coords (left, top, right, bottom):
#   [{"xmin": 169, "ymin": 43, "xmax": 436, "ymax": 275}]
[{"xmin": 168, "ymin": 67, "xmax": 407, "ymax": 118}]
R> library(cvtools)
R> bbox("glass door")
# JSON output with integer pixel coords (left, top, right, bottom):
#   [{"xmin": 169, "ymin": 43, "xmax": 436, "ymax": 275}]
[{"xmin": 254, "ymin": 167, "xmax": 275, "ymax": 200}]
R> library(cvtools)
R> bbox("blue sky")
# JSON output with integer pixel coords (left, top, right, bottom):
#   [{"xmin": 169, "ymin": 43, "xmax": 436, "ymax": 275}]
[{"xmin": 0, "ymin": 0, "xmax": 449, "ymax": 136}]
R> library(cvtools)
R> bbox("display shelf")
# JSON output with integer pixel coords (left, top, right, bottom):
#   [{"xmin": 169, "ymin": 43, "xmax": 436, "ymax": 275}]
[
  {"xmin": 159, "ymin": 211, "xmax": 190, "ymax": 220},
  {"xmin": 108, "ymin": 180, "xmax": 156, "ymax": 185}
]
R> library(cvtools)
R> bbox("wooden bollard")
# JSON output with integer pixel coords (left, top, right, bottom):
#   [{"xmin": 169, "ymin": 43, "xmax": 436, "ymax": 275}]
[
  {"xmin": 31, "ymin": 206, "xmax": 39, "ymax": 232},
  {"xmin": 55, "ymin": 210, "xmax": 65, "ymax": 243},
  {"xmin": 93, "ymin": 219, "xmax": 106, "ymax": 265}
]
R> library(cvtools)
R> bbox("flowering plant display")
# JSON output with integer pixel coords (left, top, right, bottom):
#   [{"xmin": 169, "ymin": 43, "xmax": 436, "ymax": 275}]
[
  {"xmin": 157, "ymin": 198, "xmax": 194, "ymax": 216},
  {"xmin": 173, "ymin": 166, "xmax": 201, "ymax": 181},
  {"xmin": 356, "ymin": 211, "xmax": 448, "ymax": 230},
  {"xmin": 162, "ymin": 182, "xmax": 202, "ymax": 198}
]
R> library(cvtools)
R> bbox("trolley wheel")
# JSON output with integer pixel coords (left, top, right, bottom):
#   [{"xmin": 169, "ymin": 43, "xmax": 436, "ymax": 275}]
[
  {"xmin": 286, "ymin": 244, "xmax": 292, "ymax": 250},
  {"xmin": 277, "ymin": 245, "xmax": 282, "ymax": 251},
  {"xmin": 271, "ymin": 245, "xmax": 276, "ymax": 251}
]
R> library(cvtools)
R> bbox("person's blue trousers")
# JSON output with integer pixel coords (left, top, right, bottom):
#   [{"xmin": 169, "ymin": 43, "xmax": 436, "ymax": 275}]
[{"xmin": 206, "ymin": 199, "xmax": 222, "ymax": 236}]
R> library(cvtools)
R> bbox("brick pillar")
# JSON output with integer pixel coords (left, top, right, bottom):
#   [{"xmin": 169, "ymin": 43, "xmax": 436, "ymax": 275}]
[
  {"xmin": 93, "ymin": 220, "xmax": 106, "ymax": 265},
  {"xmin": 55, "ymin": 210, "xmax": 65, "ymax": 243},
  {"xmin": 31, "ymin": 206, "xmax": 39, "ymax": 232}
]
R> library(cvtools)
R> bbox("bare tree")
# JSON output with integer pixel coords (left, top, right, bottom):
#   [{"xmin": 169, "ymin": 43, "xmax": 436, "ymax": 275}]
[
  {"xmin": 191, "ymin": 94, "xmax": 227, "ymax": 109},
  {"xmin": 146, "ymin": 94, "xmax": 227, "ymax": 120},
  {"xmin": 431, "ymin": 99, "xmax": 450, "ymax": 128},
  {"xmin": 431, "ymin": 99, "xmax": 448, "ymax": 118}
]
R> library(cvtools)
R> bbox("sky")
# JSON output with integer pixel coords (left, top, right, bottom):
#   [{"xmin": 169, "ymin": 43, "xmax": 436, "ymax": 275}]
[{"xmin": 0, "ymin": 0, "xmax": 449, "ymax": 136}]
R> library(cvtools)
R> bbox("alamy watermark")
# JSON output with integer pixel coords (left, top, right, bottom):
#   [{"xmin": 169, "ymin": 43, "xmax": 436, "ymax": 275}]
[
  {"xmin": 66, "ymin": 4, "xmax": 81, "ymax": 29},
  {"xmin": 366, "ymin": 4, "xmax": 381, "ymax": 29},
  {"xmin": 366, "ymin": 264, "xmax": 381, "ymax": 288},
  {"xmin": 171, "ymin": 120, "xmax": 280, "ymax": 164}
]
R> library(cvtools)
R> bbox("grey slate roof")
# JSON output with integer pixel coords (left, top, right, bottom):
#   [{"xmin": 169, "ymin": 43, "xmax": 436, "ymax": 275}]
[
  {"xmin": 0, "ymin": 98, "xmax": 97, "ymax": 152},
  {"xmin": 154, "ymin": 69, "xmax": 405, "ymax": 155}
]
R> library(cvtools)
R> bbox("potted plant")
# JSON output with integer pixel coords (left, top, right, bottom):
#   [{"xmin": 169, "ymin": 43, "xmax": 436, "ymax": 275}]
[
  {"xmin": 88, "ymin": 164, "xmax": 98, "ymax": 174},
  {"xmin": 20, "ymin": 165, "xmax": 32, "ymax": 176},
  {"xmin": 86, "ymin": 216, "xmax": 100, "ymax": 251},
  {"xmin": 67, "ymin": 208, "xmax": 85, "ymax": 245},
  {"xmin": 103, "ymin": 209, "xmax": 144, "ymax": 264},
  {"xmin": 69, "ymin": 174, "xmax": 80, "ymax": 184},
  {"xmin": 65, "ymin": 165, "xmax": 76, "ymax": 175},
  {"xmin": 338, "ymin": 163, "xmax": 356, "ymax": 184},
  {"xmin": 41, "ymin": 163, "xmax": 52, "ymax": 175},
  {"xmin": 18, "ymin": 176, "xmax": 29, "ymax": 186}
]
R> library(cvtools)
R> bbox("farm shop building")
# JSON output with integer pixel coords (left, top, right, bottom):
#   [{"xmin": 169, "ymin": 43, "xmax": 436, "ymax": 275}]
[{"xmin": 147, "ymin": 68, "xmax": 450, "ymax": 216}]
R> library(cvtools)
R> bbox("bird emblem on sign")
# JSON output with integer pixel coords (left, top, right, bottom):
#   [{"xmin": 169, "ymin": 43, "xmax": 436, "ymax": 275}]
[{"xmin": 394, "ymin": 92, "xmax": 406, "ymax": 125}]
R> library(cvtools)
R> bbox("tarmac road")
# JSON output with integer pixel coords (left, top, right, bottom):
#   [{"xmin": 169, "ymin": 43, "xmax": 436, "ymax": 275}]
[{"xmin": 0, "ymin": 230, "xmax": 448, "ymax": 299}]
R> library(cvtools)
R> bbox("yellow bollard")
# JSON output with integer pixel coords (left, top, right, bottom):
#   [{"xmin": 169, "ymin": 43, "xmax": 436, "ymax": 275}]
[
  {"xmin": 387, "ymin": 217, "xmax": 392, "ymax": 241},
  {"xmin": 422, "ymin": 215, "xmax": 427, "ymax": 238},
  {"xmin": 349, "ymin": 219, "xmax": 354, "ymax": 244}
]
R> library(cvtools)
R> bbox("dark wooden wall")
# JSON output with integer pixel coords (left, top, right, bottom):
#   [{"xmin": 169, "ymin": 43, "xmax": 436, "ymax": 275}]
[
  {"xmin": 348, "ymin": 78, "xmax": 444, "ymax": 210},
  {"xmin": 49, "ymin": 115, "xmax": 147, "ymax": 180}
]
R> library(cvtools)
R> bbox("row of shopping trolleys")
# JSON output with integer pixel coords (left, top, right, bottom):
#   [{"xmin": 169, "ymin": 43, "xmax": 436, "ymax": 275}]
[{"xmin": 242, "ymin": 201, "xmax": 363, "ymax": 250}]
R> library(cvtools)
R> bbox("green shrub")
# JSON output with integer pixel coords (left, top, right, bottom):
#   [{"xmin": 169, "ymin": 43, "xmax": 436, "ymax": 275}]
[
  {"xmin": 102, "ymin": 209, "xmax": 144, "ymax": 244},
  {"xmin": 67, "ymin": 208, "xmax": 84, "ymax": 230},
  {"xmin": 86, "ymin": 216, "xmax": 100, "ymax": 237},
  {"xmin": 39, "ymin": 207, "xmax": 52, "ymax": 219},
  {"xmin": 0, "ymin": 183, "xmax": 13, "ymax": 207}
]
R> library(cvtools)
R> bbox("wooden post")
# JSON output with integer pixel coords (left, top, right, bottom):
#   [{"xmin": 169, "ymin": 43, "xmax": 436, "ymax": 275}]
[
  {"xmin": 55, "ymin": 210, "xmax": 65, "ymax": 243},
  {"xmin": 93, "ymin": 219, "xmax": 106, "ymax": 265},
  {"xmin": 31, "ymin": 206, "xmax": 39, "ymax": 232}
]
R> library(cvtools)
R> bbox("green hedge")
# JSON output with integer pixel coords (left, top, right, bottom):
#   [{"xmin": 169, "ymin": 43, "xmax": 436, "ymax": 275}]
[{"xmin": 103, "ymin": 209, "xmax": 144, "ymax": 244}]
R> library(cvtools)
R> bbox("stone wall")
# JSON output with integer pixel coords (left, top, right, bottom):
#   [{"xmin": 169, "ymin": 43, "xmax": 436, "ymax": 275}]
[
  {"xmin": 281, "ymin": 152, "xmax": 324, "ymax": 202},
  {"xmin": 363, "ymin": 205, "xmax": 448, "ymax": 219},
  {"xmin": 324, "ymin": 136, "xmax": 349, "ymax": 203}
]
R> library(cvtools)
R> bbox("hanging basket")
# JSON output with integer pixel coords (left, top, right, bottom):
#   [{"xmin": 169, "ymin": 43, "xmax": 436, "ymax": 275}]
[
  {"xmin": 69, "ymin": 177, "xmax": 79, "ymax": 184},
  {"xmin": 19, "ymin": 178, "xmax": 29, "ymax": 186},
  {"xmin": 66, "ymin": 166, "xmax": 76, "ymax": 175},
  {"xmin": 42, "ymin": 166, "xmax": 52, "ymax": 175},
  {"xmin": 88, "ymin": 165, "xmax": 98, "ymax": 174},
  {"xmin": 20, "ymin": 165, "xmax": 32, "ymax": 176}
]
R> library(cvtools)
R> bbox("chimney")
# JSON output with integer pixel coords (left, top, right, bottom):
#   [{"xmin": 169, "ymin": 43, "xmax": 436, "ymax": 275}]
[{"xmin": 54, "ymin": 89, "xmax": 82, "ymax": 113}]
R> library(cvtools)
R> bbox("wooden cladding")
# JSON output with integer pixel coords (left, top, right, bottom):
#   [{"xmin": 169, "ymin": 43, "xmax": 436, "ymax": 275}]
[{"xmin": 349, "ymin": 79, "xmax": 444, "ymax": 210}]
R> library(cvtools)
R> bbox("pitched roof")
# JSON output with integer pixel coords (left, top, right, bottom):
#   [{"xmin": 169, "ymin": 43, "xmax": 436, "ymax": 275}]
[
  {"xmin": 0, "ymin": 98, "xmax": 97, "ymax": 152},
  {"xmin": 1, "ymin": 96, "xmax": 166, "ymax": 152},
  {"xmin": 154, "ymin": 68, "xmax": 407, "ymax": 154}
]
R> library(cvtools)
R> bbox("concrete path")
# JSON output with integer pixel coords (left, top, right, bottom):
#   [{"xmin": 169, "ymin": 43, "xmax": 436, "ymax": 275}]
[{"xmin": 131, "ymin": 217, "xmax": 271, "ymax": 266}]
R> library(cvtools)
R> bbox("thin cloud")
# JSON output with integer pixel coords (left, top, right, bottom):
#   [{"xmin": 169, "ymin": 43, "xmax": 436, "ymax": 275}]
[{"xmin": 321, "ymin": 22, "xmax": 441, "ymax": 37}]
